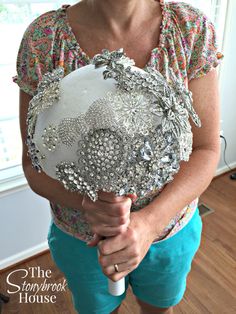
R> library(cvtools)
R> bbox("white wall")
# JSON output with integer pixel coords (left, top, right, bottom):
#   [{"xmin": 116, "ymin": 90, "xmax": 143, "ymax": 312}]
[
  {"xmin": 218, "ymin": 0, "xmax": 236, "ymax": 171},
  {"xmin": 0, "ymin": 188, "xmax": 51, "ymax": 270}
]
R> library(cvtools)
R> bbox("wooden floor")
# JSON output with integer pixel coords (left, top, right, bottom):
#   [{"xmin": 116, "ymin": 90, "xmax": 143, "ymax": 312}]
[{"xmin": 0, "ymin": 169, "xmax": 236, "ymax": 314}]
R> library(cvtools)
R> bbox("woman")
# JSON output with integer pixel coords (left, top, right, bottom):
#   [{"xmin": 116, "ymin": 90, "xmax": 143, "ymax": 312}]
[{"xmin": 13, "ymin": 0, "xmax": 223, "ymax": 313}]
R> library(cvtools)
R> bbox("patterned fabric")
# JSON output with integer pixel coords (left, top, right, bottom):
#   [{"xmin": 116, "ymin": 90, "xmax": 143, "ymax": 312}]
[{"xmin": 13, "ymin": 0, "xmax": 223, "ymax": 243}]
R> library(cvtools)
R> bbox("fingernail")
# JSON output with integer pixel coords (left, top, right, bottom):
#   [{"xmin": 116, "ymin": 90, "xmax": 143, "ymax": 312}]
[
  {"xmin": 127, "ymin": 194, "xmax": 138, "ymax": 202},
  {"xmin": 86, "ymin": 235, "xmax": 95, "ymax": 246}
]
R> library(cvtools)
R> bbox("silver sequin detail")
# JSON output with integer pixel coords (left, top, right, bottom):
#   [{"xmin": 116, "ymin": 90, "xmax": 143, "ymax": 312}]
[
  {"xmin": 55, "ymin": 124, "xmax": 183, "ymax": 202},
  {"xmin": 92, "ymin": 48, "xmax": 135, "ymax": 69},
  {"xmin": 27, "ymin": 67, "xmax": 64, "ymax": 136},
  {"xmin": 25, "ymin": 67, "xmax": 64, "ymax": 170},
  {"xmin": 42, "ymin": 124, "xmax": 60, "ymax": 152},
  {"xmin": 107, "ymin": 90, "xmax": 161, "ymax": 136},
  {"xmin": 93, "ymin": 48, "xmax": 201, "ymax": 131},
  {"xmin": 58, "ymin": 115, "xmax": 88, "ymax": 147},
  {"xmin": 25, "ymin": 134, "xmax": 43, "ymax": 172}
]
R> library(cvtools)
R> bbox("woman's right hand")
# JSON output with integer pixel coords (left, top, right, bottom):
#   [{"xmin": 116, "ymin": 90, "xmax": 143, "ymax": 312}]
[{"xmin": 81, "ymin": 191, "xmax": 136, "ymax": 237}]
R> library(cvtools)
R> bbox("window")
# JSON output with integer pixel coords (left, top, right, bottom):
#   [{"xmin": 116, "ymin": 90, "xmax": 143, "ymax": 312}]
[
  {"xmin": 0, "ymin": 0, "xmax": 227, "ymax": 194},
  {"xmin": 0, "ymin": 1, "xmax": 77, "ymax": 194}
]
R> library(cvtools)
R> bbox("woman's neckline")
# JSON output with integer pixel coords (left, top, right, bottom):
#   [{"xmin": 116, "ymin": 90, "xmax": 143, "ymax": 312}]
[{"xmin": 59, "ymin": 1, "xmax": 170, "ymax": 70}]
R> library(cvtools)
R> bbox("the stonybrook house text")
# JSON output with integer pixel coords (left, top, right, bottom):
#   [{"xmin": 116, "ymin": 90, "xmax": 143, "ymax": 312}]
[{"xmin": 6, "ymin": 266, "xmax": 67, "ymax": 303}]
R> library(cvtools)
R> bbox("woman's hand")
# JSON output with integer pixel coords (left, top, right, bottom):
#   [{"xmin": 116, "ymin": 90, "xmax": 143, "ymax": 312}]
[
  {"xmin": 81, "ymin": 191, "xmax": 137, "ymax": 239},
  {"xmin": 95, "ymin": 210, "xmax": 155, "ymax": 282}
]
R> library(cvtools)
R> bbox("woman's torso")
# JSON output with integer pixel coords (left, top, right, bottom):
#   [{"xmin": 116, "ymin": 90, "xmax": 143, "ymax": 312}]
[{"xmin": 15, "ymin": 0, "xmax": 207, "ymax": 243}]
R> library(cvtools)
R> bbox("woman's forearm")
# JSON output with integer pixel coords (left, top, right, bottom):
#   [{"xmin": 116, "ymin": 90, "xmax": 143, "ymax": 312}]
[
  {"xmin": 23, "ymin": 163, "xmax": 84, "ymax": 210},
  {"xmin": 138, "ymin": 146, "xmax": 221, "ymax": 239}
]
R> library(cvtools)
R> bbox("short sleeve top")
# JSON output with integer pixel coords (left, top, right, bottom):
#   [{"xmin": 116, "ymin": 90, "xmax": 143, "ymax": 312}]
[{"xmin": 13, "ymin": 1, "xmax": 223, "ymax": 242}]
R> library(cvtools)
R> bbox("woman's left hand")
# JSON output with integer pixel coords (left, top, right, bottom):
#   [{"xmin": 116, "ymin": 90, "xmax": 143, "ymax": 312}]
[{"xmin": 87, "ymin": 210, "xmax": 156, "ymax": 282}]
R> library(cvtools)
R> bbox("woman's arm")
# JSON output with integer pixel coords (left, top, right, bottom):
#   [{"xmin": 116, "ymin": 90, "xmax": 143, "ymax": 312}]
[{"xmin": 138, "ymin": 68, "xmax": 221, "ymax": 239}]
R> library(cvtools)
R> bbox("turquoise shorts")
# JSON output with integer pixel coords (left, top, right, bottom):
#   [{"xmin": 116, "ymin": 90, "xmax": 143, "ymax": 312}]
[{"xmin": 47, "ymin": 207, "xmax": 202, "ymax": 314}]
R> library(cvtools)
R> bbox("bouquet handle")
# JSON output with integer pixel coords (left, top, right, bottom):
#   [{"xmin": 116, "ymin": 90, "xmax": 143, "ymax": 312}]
[{"xmin": 96, "ymin": 193, "xmax": 136, "ymax": 296}]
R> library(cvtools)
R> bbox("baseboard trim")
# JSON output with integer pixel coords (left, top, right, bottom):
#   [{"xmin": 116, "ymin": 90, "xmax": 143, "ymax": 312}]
[
  {"xmin": 215, "ymin": 162, "xmax": 236, "ymax": 177},
  {"xmin": 0, "ymin": 241, "xmax": 49, "ymax": 273}
]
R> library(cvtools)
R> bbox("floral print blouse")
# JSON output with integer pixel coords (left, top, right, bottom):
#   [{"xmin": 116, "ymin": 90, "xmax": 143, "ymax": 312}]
[{"xmin": 13, "ymin": 0, "xmax": 223, "ymax": 243}]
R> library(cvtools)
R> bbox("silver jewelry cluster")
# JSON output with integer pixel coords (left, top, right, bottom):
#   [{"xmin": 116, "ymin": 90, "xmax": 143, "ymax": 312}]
[
  {"xmin": 42, "ymin": 124, "xmax": 59, "ymax": 152},
  {"xmin": 25, "ymin": 67, "xmax": 64, "ymax": 171},
  {"xmin": 26, "ymin": 48, "xmax": 201, "ymax": 204}
]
